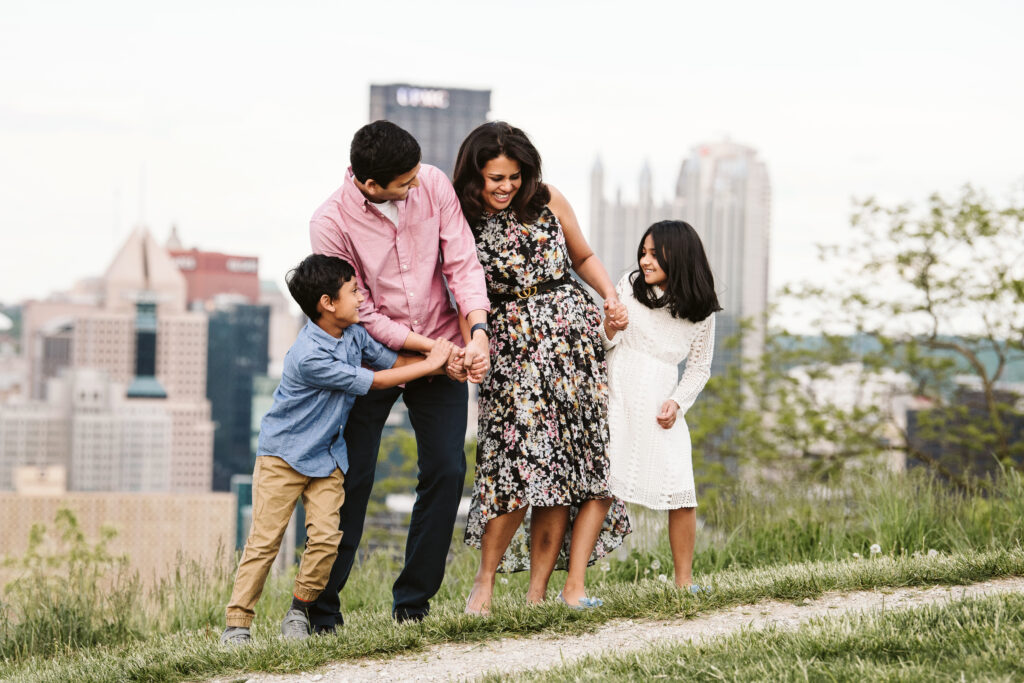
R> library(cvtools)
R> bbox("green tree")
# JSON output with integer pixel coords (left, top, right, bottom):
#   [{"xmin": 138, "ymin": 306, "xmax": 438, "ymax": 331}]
[{"xmin": 691, "ymin": 186, "xmax": 1024, "ymax": 489}]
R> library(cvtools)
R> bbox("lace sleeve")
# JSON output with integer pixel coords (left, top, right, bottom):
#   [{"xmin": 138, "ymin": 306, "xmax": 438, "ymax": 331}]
[
  {"xmin": 600, "ymin": 273, "xmax": 632, "ymax": 351},
  {"xmin": 670, "ymin": 314, "xmax": 715, "ymax": 414}
]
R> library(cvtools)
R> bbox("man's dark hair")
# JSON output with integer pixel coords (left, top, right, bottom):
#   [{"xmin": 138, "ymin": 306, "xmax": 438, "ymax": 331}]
[
  {"xmin": 452, "ymin": 121, "xmax": 550, "ymax": 226},
  {"xmin": 286, "ymin": 254, "xmax": 356, "ymax": 321},
  {"xmin": 350, "ymin": 121, "xmax": 421, "ymax": 188},
  {"xmin": 630, "ymin": 220, "xmax": 723, "ymax": 323}
]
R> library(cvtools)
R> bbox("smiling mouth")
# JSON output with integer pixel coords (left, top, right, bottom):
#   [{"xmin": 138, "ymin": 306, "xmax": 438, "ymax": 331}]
[{"xmin": 493, "ymin": 193, "xmax": 511, "ymax": 202}]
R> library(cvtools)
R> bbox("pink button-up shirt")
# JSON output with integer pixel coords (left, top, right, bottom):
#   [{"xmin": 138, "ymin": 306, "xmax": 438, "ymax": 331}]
[{"xmin": 309, "ymin": 164, "xmax": 490, "ymax": 350}]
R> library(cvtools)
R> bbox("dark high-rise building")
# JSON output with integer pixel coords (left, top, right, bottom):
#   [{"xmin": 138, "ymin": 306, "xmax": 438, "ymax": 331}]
[
  {"xmin": 369, "ymin": 84, "xmax": 491, "ymax": 177},
  {"xmin": 207, "ymin": 303, "xmax": 269, "ymax": 491}
]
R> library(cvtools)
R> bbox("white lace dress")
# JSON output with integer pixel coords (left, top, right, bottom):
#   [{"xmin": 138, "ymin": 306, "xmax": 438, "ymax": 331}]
[{"xmin": 600, "ymin": 274, "xmax": 716, "ymax": 509}]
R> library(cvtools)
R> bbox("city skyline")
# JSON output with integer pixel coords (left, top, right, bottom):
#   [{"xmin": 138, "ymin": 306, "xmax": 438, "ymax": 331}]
[{"xmin": 2, "ymin": 0, "xmax": 1022, "ymax": 321}]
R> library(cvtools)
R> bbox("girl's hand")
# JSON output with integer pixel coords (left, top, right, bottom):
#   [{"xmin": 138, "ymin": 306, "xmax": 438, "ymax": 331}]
[
  {"xmin": 604, "ymin": 296, "xmax": 629, "ymax": 331},
  {"xmin": 656, "ymin": 399, "xmax": 680, "ymax": 429}
]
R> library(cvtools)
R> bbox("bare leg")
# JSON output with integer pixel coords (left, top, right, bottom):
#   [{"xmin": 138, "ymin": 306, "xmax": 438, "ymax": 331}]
[
  {"xmin": 560, "ymin": 497, "xmax": 612, "ymax": 604},
  {"xmin": 467, "ymin": 506, "xmax": 529, "ymax": 614},
  {"xmin": 526, "ymin": 506, "xmax": 570, "ymax": 604},
  {"xmin": 668, "ymin": 507, "xmax": 697, "ymax": 587}
]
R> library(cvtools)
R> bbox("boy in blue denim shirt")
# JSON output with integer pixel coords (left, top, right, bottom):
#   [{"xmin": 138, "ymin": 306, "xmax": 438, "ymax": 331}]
[{"xmin": 221, "ymin": 254, "xmax": 453, "ymax": 644}]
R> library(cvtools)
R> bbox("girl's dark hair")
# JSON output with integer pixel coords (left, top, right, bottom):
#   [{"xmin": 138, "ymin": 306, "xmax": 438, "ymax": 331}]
[
  {"xmin": 286, "ymin": 254, "xmax": 356, "ymax": 321},
  {"xmin": 631, "ymin": 220, "xmax": 722, "ymax": 323},
  {"xmin": 350, "ymin": 120, "xmax": 421, "ymax": 188},
  {"xmin": 452, "ymin": 121, "xmax": 550, "ymax": 226}
]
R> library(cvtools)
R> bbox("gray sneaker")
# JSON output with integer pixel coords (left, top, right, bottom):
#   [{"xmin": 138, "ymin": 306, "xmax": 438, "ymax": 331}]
[
  {"xmin": 280, "ymin": 609, "xmax": 311, "ymax": 640},
  {"xmin": 220, "ymin": 626, "xmax": 251, "ymax": 646}
]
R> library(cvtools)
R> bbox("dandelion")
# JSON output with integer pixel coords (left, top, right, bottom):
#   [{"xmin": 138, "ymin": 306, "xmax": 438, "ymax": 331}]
[
  {"xmin": 927, "ymin": 549, "xmax": 939, "ymax": 557},
  {"xmin": 852, "ymin": 552, "xmax": 861, "ymax": 559},
  {"xmin": 644, "ymin": 568, "xmax": 650, "ymax": 576},
  {"xmin": 869, "ymin": 544, "xmax": 881, "ymax": 556},
  {"xmin": 600, "ymin": 562, "xmax": 611, "ymax": 573},
  {"xmin": 500, "ymin": 577, "xmax": 509, "ymax": 585},
  {"xmin": 650, "ymin": 559, "xmax": 661, "ymax": 571},
  {"xmin": 658, "ymin": 574, "xmax": 667, "ymax": 582}
]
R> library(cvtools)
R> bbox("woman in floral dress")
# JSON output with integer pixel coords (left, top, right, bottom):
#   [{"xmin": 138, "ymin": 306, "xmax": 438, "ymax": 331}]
[{"xmin": 452, "ymin": 122, "xmax": 631, "ymax": 615}]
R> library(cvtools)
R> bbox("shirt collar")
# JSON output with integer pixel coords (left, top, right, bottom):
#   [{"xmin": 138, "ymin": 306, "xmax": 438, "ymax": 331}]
[{"xmin": 303, "ymin": 319, "xmax": 343, "ymax": 348}]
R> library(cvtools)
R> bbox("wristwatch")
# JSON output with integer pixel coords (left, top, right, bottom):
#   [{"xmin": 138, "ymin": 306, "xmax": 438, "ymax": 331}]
[{"xmin": 470, "ymin": 322, "xmax": 492, "ymax": 339}]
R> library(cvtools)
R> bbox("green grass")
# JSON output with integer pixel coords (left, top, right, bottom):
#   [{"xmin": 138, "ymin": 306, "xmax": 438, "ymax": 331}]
[
  {"xmin": 3, "ymin": 548, "xmax": 1023, "ymax": 682},
  {"xmin": 2, "ymin": 467, "xmax": 1022, "ymax": 681},
  {"xmin": 492, "ymin": 591, "xmax": 1024, "ymax": 682}
]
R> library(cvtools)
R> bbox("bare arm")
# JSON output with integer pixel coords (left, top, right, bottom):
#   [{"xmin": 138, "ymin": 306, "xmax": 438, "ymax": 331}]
[
  {"xmin": 548, "ymin": 185, "xmax": 628, "ymax": 331},
  {"xmin": 370, "ymin": 340, "xmax": 454, "ymax": 389}
]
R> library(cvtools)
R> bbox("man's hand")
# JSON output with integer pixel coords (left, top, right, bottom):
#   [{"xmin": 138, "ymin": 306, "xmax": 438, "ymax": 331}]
[
  {"xmin": 446, "ymin": 346, "xmax": 468, "ymax": 382},
  {"xmin": 656, "ymin": 399, "xmax": 679, "ymax": 430},
  {"xmin": 604, "ymin": 296, "xmax": 629, "ymax": 331},
  {"xmin": 462, "ymin": 333, "xmax": 491, "ymax": 384}
]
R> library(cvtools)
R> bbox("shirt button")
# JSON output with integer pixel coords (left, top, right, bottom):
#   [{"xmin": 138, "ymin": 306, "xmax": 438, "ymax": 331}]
[
  {"xmin": 402, "ymin": 264, "xmax": 408, "ymax": 271},
  {"xmin": 408, "ymin": 292, "xmax": 414, "ymax": 298}
]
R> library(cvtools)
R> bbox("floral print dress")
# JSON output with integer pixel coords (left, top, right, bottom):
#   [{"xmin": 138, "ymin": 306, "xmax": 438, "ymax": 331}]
[{"xmin": 464, "ymin": 206, "xmax": 631, "ymax": 572}]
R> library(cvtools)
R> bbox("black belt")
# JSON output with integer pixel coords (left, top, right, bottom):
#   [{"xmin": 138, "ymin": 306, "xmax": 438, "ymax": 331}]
[{"xmin": 488, "ymin": 275, "xmax": 571, "ymax": 303}]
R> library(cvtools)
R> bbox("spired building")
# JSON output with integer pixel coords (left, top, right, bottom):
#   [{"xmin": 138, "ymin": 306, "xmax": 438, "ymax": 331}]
[
  {"xmin": 5, "ymin": 228, "xmax": 214, "ymax": 492},
  {"xmin": 590, "ymin": 140, "xmax": 771, "ymax": 375},
  {"xmin": 369, "ymin": 84, "xmax": 491, "ymax": 177}
]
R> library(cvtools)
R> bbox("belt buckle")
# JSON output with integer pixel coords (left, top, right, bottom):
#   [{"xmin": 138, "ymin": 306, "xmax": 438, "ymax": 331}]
[{"xmin": 516, "ymin": 286, "xmax": 538, "ymax": 300}]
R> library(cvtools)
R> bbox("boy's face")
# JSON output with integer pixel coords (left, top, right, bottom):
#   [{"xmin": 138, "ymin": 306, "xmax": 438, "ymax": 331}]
[{"xmin": 325, "ymin": 278, "xmax": 363, "ymax": 327}]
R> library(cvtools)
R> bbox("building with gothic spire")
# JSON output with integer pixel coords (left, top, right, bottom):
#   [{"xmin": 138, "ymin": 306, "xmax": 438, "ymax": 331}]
[{"xmin": 4, "ymin": 228, "xmax": 213, "ymax": 492}]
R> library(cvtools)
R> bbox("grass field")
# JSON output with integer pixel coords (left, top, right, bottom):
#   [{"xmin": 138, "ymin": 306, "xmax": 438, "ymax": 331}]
[
  {"xmin": 490, "ymin": 592, "xmax": 1024, "ymax": 682},
  {"xmin": 1, "ymin": 467, "xmax": 1022, "ymax": 682}
]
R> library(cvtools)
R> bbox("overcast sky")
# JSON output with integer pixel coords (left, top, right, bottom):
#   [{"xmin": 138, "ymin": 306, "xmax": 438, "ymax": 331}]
[{"xmin": 1, "ymin": 0, "xmax": 1021, "ymax": 309}]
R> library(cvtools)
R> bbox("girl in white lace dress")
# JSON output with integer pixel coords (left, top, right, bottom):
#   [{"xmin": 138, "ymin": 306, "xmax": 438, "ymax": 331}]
[{"xmin": 600, "ymin": 220, "xmax": 721, "ymax": 590}]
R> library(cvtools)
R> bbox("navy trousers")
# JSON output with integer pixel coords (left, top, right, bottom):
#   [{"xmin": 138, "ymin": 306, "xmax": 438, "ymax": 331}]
[{"xmin": 308, "ymin": 375, "xmax": 468, "ymax": 628}]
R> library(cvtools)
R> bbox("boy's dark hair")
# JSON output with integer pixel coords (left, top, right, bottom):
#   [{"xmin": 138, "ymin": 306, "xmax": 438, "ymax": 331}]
[
  {"xmin": 286, "ymin": 254, "xmax": 356, "ymax": 321},
  {"xmin": 350, "ymin": 121, "xmax": 421, "ymax": 188},
  {"xmin": 630, "ymin": 220, "xmax": 723, "ymax": 323},
  {"xmin": 452, "ymin": 121, "xmax": 550, "ymax": 227}
]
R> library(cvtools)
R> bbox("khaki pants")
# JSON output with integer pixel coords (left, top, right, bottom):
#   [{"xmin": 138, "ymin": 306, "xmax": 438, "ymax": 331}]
[{"xmin": 225, "ymin": 455, "xmax": 345, "ymax": 628}]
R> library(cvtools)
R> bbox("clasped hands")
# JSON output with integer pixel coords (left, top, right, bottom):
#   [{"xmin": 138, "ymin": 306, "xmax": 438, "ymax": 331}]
[
  {"xmin": 604, "ymin": 295, "xmax": 629, "ymax": 331},
  {"xmin": 445, "ymin": 336, "xmax": 490, "ymax": 384}
]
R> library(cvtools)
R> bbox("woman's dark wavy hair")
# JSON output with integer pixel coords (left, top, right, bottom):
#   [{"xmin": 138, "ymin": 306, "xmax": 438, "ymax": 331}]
[
  {"xmin": 631, "ymin": 220, "xmax": 722, "ymax": 323},
  {"xmin": 452, "ymin": 121, "xmax": 550, "ymax": 227}
]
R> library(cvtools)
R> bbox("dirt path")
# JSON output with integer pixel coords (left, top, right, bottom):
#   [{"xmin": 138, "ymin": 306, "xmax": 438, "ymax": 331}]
[{"xmin": 220, "ymin": 576, "xmax": 1024, "ymax": 682}]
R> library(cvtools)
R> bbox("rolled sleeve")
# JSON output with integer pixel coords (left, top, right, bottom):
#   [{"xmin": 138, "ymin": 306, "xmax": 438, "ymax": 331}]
[
  {"xmin": 354, "ymin": 326, "xmax": 400, "ymax": 370},
  {"xmin": 297, "ymin": 353, "xmax": 375, "ymax": 395}
]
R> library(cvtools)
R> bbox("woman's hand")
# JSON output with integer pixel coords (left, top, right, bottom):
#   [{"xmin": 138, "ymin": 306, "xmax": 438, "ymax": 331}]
[
  {"xmin": 656, "ymin": 399, "xmax": 679, "ymax": 430},
  {"xmin": 604, "ymin": 296, "xmax": 629, "ymax": 331}
]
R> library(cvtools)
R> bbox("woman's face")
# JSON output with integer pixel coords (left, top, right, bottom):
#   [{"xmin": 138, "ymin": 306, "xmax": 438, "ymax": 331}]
[
  {"xmin": 639, "ymin": 234, "xmax": 667, "ymax": 287},
  {"xmin": 480, "ymin": 155, "xmax": 522, "ymax": 213}
]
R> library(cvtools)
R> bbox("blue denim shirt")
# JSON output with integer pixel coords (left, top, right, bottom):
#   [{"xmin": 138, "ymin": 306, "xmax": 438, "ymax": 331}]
[{"xmin": 257, "ymin": 320, "xmax": 397, "ymax": 476}]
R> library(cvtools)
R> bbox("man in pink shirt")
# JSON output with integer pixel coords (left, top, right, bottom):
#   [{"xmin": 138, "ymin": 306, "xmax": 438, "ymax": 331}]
[{"xmin": 307, "ymin": 121, "xmax": 490, "ymax": 627}]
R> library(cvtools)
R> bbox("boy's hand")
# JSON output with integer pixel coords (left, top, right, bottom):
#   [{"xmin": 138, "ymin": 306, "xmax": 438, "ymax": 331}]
[
  {"xmin": 446, "ymin": 347, "xmax": 468, "ymax": 382},
  {"xmin": 656, "ymin": 399, "xmax": 679, "ymax": 430},
  {"xmin": 428, "ymin": 338, "xmax": 455, "ymax": 370}
]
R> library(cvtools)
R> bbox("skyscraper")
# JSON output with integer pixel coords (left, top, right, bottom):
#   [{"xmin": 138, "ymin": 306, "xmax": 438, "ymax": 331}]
[
  {"xmin": 591, "ymin": 140, "xmax": 771, "ymax": 375},
  {"xmin": 369, "ymin": 84, "xmax": 491, "ymax": 177},
  {"xmin": 10, "ymin": 228, "xmax": 214, "ymax": 492}
]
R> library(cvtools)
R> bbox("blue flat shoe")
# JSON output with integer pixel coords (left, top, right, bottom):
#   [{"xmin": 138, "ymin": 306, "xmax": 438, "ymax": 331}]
[
  {"xmin": 558, "ymin": 591, "xmax": 603, "ymax": 610},
  {"xmin": 688, "ymin": 584, "xmax": 711, "ymax": 595}
]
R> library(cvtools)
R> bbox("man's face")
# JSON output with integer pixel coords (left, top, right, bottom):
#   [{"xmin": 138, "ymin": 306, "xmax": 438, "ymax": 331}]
[{"xmin": 367, "ymin": 164, "xmax": 421, "ymax": 202}]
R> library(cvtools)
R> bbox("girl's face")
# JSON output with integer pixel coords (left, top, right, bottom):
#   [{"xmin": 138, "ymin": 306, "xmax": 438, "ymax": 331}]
[
  {"xmin": 639, "ymin": 234, "xmax": 667, "ymax": 287},
  {"xmin": 479, "ymin": 155, "xmax": 522, "ymax": 213}
]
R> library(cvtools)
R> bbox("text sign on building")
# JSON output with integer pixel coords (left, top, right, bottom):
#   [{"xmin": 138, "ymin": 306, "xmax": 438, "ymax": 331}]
[{"xmin": 395, "ymin": 87, "xmax": 450, "ymax": 109}]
